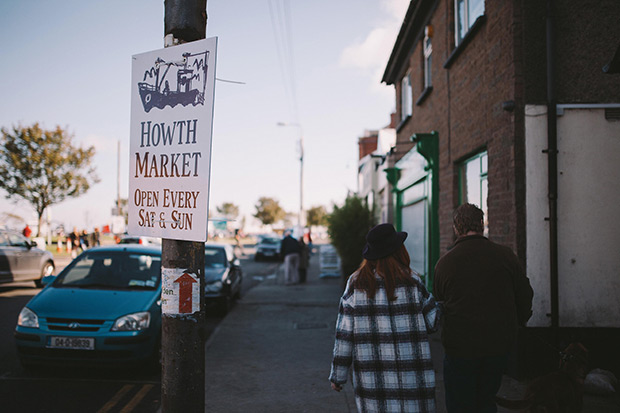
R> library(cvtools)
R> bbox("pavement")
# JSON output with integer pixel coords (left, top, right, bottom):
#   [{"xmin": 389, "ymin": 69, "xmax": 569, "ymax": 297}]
[{"xmin": 203, "ymin": 243, "xmax": 620, "ymax": 412}]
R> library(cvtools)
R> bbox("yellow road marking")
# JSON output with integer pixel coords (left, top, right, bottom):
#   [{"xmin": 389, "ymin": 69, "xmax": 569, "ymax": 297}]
[
  {"xmin": 120, "ymin": 384, "xmax": 154, "ymax": 413},
  {"xmin": 97, "ymin": 384, "xmax": 134, "ymax": 413}
]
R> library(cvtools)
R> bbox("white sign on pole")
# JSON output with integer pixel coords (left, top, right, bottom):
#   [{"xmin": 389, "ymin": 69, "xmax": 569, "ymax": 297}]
[
  {"xmin": 161, "ymin": 267, "xmax": 200, "ymax": 315},
  {"xmin": 128, "ymin": 37, "xmax": 217, "ymax": 242}
]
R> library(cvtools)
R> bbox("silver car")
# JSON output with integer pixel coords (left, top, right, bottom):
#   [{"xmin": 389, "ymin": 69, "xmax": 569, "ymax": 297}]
[
  {"xmin": 0, "ymin": 229, "xmax": 55, "ymax": 287},
  {"xmin": 254, "ymin": 235, "xmax": 282, "ymax": 261}
]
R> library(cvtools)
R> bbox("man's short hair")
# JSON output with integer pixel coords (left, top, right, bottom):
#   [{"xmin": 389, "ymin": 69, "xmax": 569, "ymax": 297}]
[{"xmin": 453, "ymin": 203, "xmax": 484, "ymax": 235}]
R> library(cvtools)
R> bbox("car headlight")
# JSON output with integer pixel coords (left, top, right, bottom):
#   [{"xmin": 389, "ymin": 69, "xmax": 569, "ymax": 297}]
[
  {"xmin": 205, "ymin": 281, "xmax": 222, "ymax": 293},
  {"xmin": 111, "ymin": 312, "xmax": 151, "ymax": 331},
  {"xmin": 17, "ymin": 307, "xmax": 39, "ymax": 328}
]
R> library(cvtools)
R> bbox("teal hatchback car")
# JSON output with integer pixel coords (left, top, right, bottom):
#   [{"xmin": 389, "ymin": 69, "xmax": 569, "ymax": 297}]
[{"xmin": 14, "ymin": 244, "xmax": 162, "ymax": 368}]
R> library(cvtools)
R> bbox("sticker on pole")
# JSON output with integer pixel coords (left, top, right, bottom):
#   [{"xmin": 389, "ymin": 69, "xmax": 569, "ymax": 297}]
[{"xmin": 161, "ymin": 268, "xmax": 200, "ymax": 315}]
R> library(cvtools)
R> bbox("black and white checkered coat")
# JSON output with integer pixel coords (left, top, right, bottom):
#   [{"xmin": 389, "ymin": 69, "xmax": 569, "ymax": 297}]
[{"xmin": 329, "ymin": 272, "xmax": 440, "ymax": 412}]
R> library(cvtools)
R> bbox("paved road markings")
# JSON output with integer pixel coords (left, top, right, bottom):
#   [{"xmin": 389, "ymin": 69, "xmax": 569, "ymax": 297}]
[
  {"xmin": 97, "ymin": 384, "xmax": 134, "ymax": 413},
  {"xmin": 120, "ymin": 384, "xmax": 154, "ymax": 413}
]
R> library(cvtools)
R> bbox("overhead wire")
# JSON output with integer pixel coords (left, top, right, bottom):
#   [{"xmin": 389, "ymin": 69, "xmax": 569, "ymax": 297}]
[{"xmin": 268, "ymin": 0, "xmax": 299, "ymax": 123}]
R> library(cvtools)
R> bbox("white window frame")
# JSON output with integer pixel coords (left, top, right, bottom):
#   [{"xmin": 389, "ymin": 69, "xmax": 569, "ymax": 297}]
[
  {"xmin": 400, "ymin": 73, "xmax": 412, "ymax": 121},
  {"xmin": 455, "ymin": 0, "xmax": 485, "ymax": 46},
  {"xmin": 423, "ymin": 30, "xmax": 432, "ymax": 89},
  {"xmin": 460, "ymin": 151, "xmax": 488, "ymax": 235}
]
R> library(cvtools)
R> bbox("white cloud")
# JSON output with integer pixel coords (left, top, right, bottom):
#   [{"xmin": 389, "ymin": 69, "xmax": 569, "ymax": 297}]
[
  {"xmin": 339, "ymin": 0, "xmax": 409, "ymax": 92},
  {"xmin": 340, "ymin": 27, "xmax": 394, "ymax": 70},
  {"xmin": 381, "ymin": 0, "xmax": 410, "ymax": 18}
]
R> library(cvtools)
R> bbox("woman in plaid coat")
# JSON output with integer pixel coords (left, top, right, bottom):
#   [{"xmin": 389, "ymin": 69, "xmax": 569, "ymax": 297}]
[{"xmin": 329, "ymin": 223, "xmax": 440, "ymax": 412}]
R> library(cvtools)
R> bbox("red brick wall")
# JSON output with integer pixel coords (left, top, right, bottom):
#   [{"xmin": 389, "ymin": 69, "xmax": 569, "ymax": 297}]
[
  {"xmin": 358, "ymin": 136, "xmax": 378, "ymax": 160},
  {"xmin": 392, "ymin": 0, "xmax": 523, "ymax": 256}
]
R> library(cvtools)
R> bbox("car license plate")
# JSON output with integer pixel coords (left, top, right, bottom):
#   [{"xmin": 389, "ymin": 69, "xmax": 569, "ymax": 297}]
[
  {"xmin": 47, "ymin": 336, "xmax": 95, "ymax": 350},
  {"xmin": 264, "ymin": 251, "xmax": 274, "ymax": 256}
]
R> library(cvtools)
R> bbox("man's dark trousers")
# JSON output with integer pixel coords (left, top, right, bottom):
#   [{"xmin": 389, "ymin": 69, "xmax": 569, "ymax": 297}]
[{"xmin": 443, "ymin": 352, "xmax": 509, "ymax": 413}]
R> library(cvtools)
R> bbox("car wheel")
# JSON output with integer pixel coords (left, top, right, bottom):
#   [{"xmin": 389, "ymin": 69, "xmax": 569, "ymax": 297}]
[
  {"xmin": 254, "ymin": 254, "xmax": 261, "ymax": 262},
  {"xmin": 35, "ymin": 262, "xmax": 54, "ymax": 288}
]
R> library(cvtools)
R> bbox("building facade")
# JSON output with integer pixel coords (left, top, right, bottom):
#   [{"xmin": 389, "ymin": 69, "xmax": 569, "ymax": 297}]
[
  {"xmin": 381, "ymin": 0, "xmax": 620, "ymax": 376},
  {"xmin": 357, "ymin": 120, "xmax": 397, "ymax": 225}
]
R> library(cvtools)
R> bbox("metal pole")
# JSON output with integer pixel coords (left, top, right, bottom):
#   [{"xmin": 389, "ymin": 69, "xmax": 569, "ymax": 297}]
[
  {"xmin": 277, "ymin": 122, "xmax": 304, "ymax": 231},
  {"xmin": 117, "ymin": 140, "xmax": 121, "ymax": 215},
  {"xmin": 299, "ymin": 130, "xmax": 304, "ymax": 230},
  {"xmin": 546, "ymin": 0, "xmax": 560, "ymax": 348},
  {"xmin": 161, "ymin": 1, "xmax": 207, "ymax": 412}
]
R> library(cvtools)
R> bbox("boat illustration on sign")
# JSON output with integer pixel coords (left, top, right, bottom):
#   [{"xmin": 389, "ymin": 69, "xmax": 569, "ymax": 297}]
[{"xmin": 138, "ymin": 50, "xmax": 209, "ymax": 112}]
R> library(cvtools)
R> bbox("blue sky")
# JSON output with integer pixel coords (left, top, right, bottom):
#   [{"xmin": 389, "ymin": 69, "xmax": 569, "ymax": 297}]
[{"xmin": 0, "ymin": 0, "xmax": 407, "ymax": 232}]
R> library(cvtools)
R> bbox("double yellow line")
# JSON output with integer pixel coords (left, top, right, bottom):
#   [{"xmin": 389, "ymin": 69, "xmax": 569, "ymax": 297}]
[{"xmin": 97, "ymin": 384, "xmax": 154, "ymax": 413}]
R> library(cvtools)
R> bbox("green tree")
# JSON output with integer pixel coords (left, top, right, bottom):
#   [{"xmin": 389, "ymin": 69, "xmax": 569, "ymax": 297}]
[
  {"xmin": 306, "ymin": 205, "xmax": 328, "ymax": 228},
  {"xmin": 216, "ymin": 202, "xmax": 239, "ymax": 220},
  {"xmin": 327, "ymin": 195, "xmax": 374, "ymax": 281},
  {"xmin": 0, "ymin": 124, "xmax": 99, "ymax": 236},
  {"xmin": 253, "ymin": 197, "xmax": 286, "ymax": 226}
]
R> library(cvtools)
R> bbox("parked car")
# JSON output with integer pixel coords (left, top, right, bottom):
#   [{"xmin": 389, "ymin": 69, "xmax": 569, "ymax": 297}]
[
  {"xmin": 117, "ymin": 235, "xmax": 162, "ymax": 247},
  {"xmin": 254, "ymin": 235, "xmax": 282, "ymax": 261},
  {"xmin": 14, "ymin": 244, "xmax": 162, "ymax": 368},
  {"xmin": 204, "ymin": 243, "xmax": 242, "ymax": 315},
  {"xmin": 0, "ymin": 228, "xmax": 55, "ymax": 287}
]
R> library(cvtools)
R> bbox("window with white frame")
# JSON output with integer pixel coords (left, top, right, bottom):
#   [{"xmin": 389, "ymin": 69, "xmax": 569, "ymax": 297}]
[
  {"xmin": 459, "ymin": 151, "xmax": 488, "ymax": 235},
  {"xmin": 400, "ymin": 73, "xmax": 412, "ymax": 121},
  {"xmin": 423, "ymin": 27, "xmax": 432, "ymax": 89},
  {"xmin": 455, "ymin": 0, "xmax": 485, "ymax": 46}
]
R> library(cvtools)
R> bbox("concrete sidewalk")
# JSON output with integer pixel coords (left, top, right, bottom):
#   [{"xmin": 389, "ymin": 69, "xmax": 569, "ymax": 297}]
[
  {"xmin": 204, "ymin": 245, "xmax": 619, "ymax": 412},
  {"xmin": 205, "ymin": 246, "xmax": 355, "ymax": 412}
]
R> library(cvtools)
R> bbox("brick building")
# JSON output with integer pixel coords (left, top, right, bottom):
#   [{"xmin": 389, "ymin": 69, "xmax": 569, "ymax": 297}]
[{"xmin": 380, "ymin": 0, "xmax": 620, "ymax": 376}]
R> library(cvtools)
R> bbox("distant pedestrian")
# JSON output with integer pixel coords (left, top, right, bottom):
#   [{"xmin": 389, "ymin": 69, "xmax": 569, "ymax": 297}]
[
  {"xmin": 22, "ymin": 224, "xmax": 32, "ymax": 238},
  {"xmin": 433, "ymin": 204, "xmax": 534, "ymax": 413},
  {"xmin": 234, "ymin": 229, "xmax": 245, "ymax": 257},
  {"xmin": 68, "ymin": 228, "xmax": 80, "ymax": 258},
  {"xmin": 305, "ymin": 230, "xmax": 313, "ymax": 255},
  {"xmin": 298, "ymin": 237, "xmax": 310, "ymax": 283},
  {"xmin": 79, "ymin": 230, "xmax": 89, "ymax": 251},
  {"xmin": 280, "ymin": 230, "xmax": 301, "ymax": 285},
  {"xmin": 89, "ymin": 227, "xmax": 101, "ymax": 247},
  {"xmin": 329, "ymin": 223, "xmax": 440, "ymax": 412}
]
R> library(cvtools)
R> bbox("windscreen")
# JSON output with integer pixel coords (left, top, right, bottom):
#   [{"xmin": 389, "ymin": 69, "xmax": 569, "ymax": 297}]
[
  {"xmin": 205, "ymin": 248, "xmax": 227, "ymax": 269},
  {"xmin": 54, "ymin": 251, "xmax": 161, "ymax": 290},
  {"xmin": 261, "ymin": 238, "xmax": 280, "ymax": 245}
]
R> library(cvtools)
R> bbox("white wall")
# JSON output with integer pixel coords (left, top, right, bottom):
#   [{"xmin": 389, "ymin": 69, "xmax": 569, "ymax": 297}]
[{"xmin": 526, "ymin": 105, "xmax": 620, "ymax": 327}]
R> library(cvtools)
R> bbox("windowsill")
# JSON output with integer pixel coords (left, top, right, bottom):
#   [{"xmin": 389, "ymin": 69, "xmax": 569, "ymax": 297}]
[
  {"xmin": 397, "ymin": 115, "xmax": 411, "ymax": 132},
  {"xmin": 416, "ymin": 86, "xmax": 433, "ymax": 106},
  {"xmin": 443, "ymin": 15, "xmax": 487, "ymax": 69}
]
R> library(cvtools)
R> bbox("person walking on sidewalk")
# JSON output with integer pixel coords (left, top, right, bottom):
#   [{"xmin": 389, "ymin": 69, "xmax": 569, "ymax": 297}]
[
  {"xmin": 280, "ymin": 230, "xmax": 301, "ymax": 285},
  {"xmin": 433, "ymin": 203, "xmax": 533, "ymax": 413},
  {"xmin": 298, "ymin": 237, "xmax": 310, "ymax": 283},
  {"xmin": 329, "ymin": 223, "xmax": 441, "ymax": 412}
]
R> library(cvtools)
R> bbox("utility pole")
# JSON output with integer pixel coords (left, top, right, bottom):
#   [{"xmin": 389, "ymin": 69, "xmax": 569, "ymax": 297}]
[
  {"xmin": 161, "ymin": 1, "xmax": 207, "ymax": 411},
  {"xmin": 277, "ymin": 122, "xmax": 304, "ymax": 231},
  {"xmin": 117, "ymin": 140, "xmax": 121, "ymax": 215}
]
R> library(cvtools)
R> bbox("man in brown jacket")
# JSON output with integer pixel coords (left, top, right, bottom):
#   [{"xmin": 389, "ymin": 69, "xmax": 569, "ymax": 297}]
[{"xmin": 434, "ymin": 203, "xmax": 533, "ymax": 413}]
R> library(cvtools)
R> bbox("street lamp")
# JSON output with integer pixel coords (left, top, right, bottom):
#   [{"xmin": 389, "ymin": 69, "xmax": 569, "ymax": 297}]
[{"xmin": 277, "ymin": 122, "xmax": 304, "ymax": 232}]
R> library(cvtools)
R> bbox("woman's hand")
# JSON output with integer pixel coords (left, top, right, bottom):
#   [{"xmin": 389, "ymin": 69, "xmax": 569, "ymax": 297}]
[{"xmin": 331, "ymin": 382, "xmax": 343, "ymax": 392}]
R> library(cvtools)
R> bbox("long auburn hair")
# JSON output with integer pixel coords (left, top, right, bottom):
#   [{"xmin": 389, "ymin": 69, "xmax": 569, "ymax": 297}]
[{"xmin": 351, "ymin": 244, "xmax": 415, "ymax": 301}]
